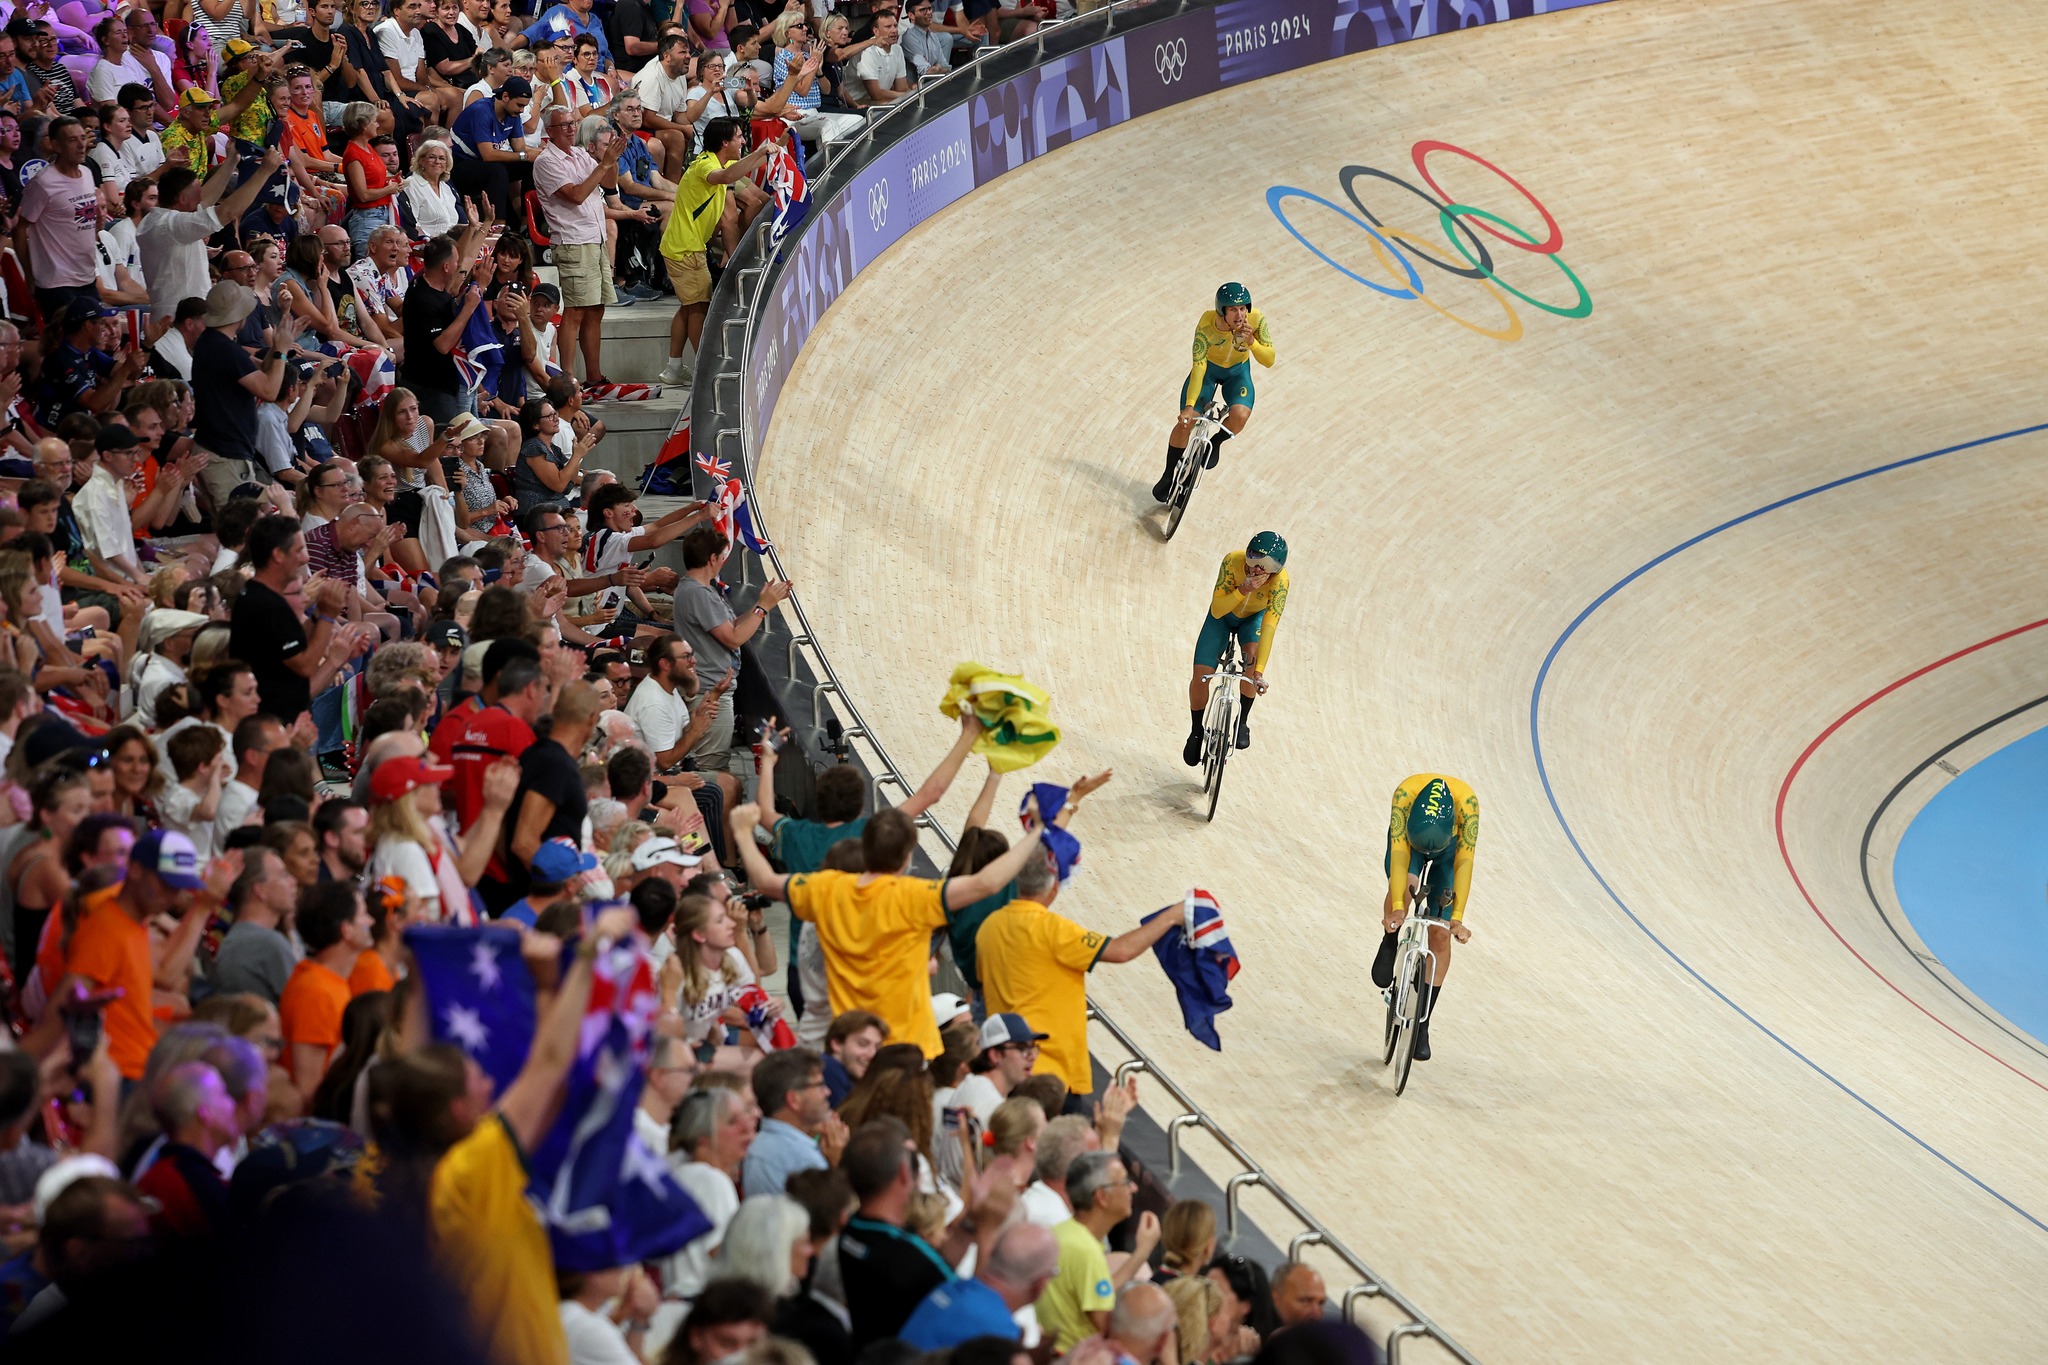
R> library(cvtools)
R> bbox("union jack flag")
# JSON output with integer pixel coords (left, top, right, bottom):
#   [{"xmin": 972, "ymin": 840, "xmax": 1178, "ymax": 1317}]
[
  {"xmin": 713, "ymin": 475, "xmax": 772, "ymax": 555},
  {"xmin": 695, "ymin": 449, "xmax": 731, "ymax": 481},
  {"xmin": 756, "ymin": 129, "xmax": 809, "ymax": 248}
]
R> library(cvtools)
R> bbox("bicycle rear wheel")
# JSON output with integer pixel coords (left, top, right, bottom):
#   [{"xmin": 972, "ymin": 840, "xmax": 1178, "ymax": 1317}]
[
  {"xmin": 1204, "ymin": 724, "xmax": 1228, "ymax": 821},
  {"xmin": 1381, "ymin": 964, "xmax": 1401, "ymax": 1064},
  {"xmin": 1164, "ymin": 436, "xmax": 1207, "ymax": 541},
  {"xmin": 1392, "ymin": 953, "xmax": 1428, "ymax": 1095}
]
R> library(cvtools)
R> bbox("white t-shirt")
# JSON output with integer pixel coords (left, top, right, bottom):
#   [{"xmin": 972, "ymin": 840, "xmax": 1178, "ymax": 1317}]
[
  {"xmin": 856, "ymin": 41, "xmax": 907, "ymax": 93},
  {"xmin": 675, "ymin": 947, "xmax": 755, "ymax": 1047},
  {"xmin": 623, "ymin": 676, "xmax": 688, "ymax": 755},
  {"xmin": 1019, "ymin": 1179, "xmax": 1070, "ymax": 1227},
  {"xmin": 560, "ymin": 1301, "xmax": 639, "ymax": 1365},
  {"xmin": 152, "ymin": 327, "xmax": 192, "ymax": 379},
  {"xmin": 89, "ymin": 137, "xmax": 145, "ymax": 190},
  {"xmin": 662, "ymin": 1160, "xmax": 739, "ymax": 1300},
  {"xmin": 633, "ymin": 60, "xmax": 693, "ymax": 120},
  {"xmin": 254, "ymin": 403, "xmax": 294, "ymax": 475},
  {"xmin": 73, "ymin": 467, "xmax": 135, "ymax": 567},
  {"xmin": 951, "ymin": 1072, "xmax": 1004, "ymax": 1128},
  {"xmin": 215, "ymin": 778, "xmax": 261, "ymax": 850},
  {"xmin": 104, "ymin": 217, "xmax": 140, "ymax": 277},
  {"xmin": 375, "ymin": 18, "xmax": 428, "ymax": 80},
  {"xmin": 157, "ymin": 782, "xmax": 220, "ymax": 864},
  {"xmin": 88, "ymin": 53, "xmax": 156, "ymax": 102},
  {"xmin": 127, "ymin": 129, "xmax": 166, "ymax": 176},
  {"xmin": 132, "ymin": 654, "xmax": 186, "ymax": 727},
  {"xmin": 581, "ymin": 525, "xmax": 634, "ymax": 612}
]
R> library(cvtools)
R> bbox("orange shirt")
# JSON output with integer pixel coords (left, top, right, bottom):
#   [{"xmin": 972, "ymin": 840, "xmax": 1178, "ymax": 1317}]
[
  {"xmin": 64, "ymin": 885, "xmax": 155, "ymax": 1081},
  {"xmin": 280, "ymin": 106, "xmax": 330, "ymax": 164},
  {"xmin": 349, "ymin": 949, "xmax": 396, "ymax": 997},
  {"xmin": 280, "ymin": 958, "xmax": 352, "ymax": 1063}
]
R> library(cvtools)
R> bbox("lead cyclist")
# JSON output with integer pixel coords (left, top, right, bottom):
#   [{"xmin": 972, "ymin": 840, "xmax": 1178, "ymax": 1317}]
[{"xmin": 1151, "ymin": 281, "xmax": 1276, "ymax": 502}]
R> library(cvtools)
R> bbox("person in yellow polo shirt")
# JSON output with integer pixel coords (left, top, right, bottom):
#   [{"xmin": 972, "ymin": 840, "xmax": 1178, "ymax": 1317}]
[
  {"xmin": 974, "ymin": 846, "xmax": 1181, "ymax": 1108},
  {"xmin": 728, "ymin": 802, "xmax": 1049, "ymax": 1058},
  {"xmin": 655, "ymin": 115, "xmax": 788, "ymax": 386}
]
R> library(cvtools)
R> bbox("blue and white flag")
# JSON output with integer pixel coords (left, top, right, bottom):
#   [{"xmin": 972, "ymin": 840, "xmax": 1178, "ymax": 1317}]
[
  {"xmin": 526, "ymin": 934, "xmax": 712, "ymax": 1271},
  {"xmin": 1145, "ymin": 889, "xmax": 1241, "ymax": 1051},
  {"xmin": 406, "ymin": 924, "xmax": 536, "ymax": 1091},
  {"xmin": 1018, "ymin": 783, "xmax": 1082, "ymax": 883}
]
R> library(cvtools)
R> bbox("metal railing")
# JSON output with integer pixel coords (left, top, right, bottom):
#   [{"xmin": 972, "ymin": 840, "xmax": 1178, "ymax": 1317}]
[{"xmin": 687, "ymin": 9, "xmax": 1482, "ymax": 1361}]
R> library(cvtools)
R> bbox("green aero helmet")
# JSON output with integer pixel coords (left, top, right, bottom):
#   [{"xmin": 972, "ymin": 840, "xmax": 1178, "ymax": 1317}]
[
  {"xmin": 1406, "ymin": 778, "xmax": 1456, "ymax": 856},
  {"xmin": 1245, "ymin": 531, "xmax": 1287, "ymax": 573},
  {"xmin": 1215, "ymin": 282, "xmax": 1252, "ymax": 313}
]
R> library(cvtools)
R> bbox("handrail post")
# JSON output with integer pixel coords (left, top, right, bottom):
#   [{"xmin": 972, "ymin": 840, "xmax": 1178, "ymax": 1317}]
[
  {"xmin": 1164, "ymin": 1112, "xmax": 1202, "ymax": 1176},
  {"xmin": 1223, "ymin": 1171, "xmax": 1262, "ymax": 1239},
  {"xmin": 1386, "ymin": 1323, "xmax": 1430, "ymax": 1364}
]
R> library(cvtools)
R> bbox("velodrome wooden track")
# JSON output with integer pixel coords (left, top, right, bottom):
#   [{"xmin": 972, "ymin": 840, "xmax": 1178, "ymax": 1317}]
[{"xmin": 754, "ymin": 1, "xmax": 2048, "ymax": 1358}]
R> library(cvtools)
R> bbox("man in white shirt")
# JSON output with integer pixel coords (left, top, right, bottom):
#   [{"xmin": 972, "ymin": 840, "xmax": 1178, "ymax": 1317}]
[
  {"xmin": 533, "ymin": 107, "xmax": 621, "ymax": 381},
  {"xmin": 377, "ymin": 0, "xmax": 461, "ymax": 123},
  {"xmin": 149, "ymin": 297, "xmax": 206, "ymax": 380},
  {"xmin": 623, "ymin": 636, "xmax": 710, "ymax": 772},
  {"xmin": 951, "ymin": 1012, "xmax": 1046, "ymax": 1128},
  {"xmin": 216, "ymin": 715, "xmax": 286, "ymax": 848},
  {"xmin": 73, "ymin": 425, "xmax": 147, "ymax": 589},
  {"xmin": 138, "ymin": 152, "xmax": 277, "ymax": 321},
  {"xmin": 130, "ymin": 609, "xmax": 207, "ymax": 727},
  {"xmin": 857, "ymin": 11, "xmax": 912, "ymax": 104},
  {"xmin": 118, "ymin": 84, "xmax": 167, "ymax": 175},
  {"xmin": 86, "ymin": 15, "xmax": 157, "ymax": 102},
  {"xmin": 629, "ymin": 33, "xmax": 694, "ymax": 177}
]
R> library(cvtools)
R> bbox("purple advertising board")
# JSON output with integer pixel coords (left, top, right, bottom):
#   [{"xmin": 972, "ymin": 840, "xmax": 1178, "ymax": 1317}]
[{"xmin": 734, "ymin": 0, "xmax": 1609, "ymax": 456}]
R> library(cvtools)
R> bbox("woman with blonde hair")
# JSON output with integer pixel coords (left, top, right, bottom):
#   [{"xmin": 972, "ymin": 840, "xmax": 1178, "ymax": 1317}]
[
  {"xmin": 982, "ymin": 1095, "xmax": 1043, "ymax": 1188},
  {"xmin": 1164, "ymin": 1275, "xmax": 1223, "ymax": 1365},
  {"xmin": 658, "ymin": 892, "xmax": 764, "ymax": 1071},
  {"xmin": 364, "ymin": 387, "xmax": 451, "ymax": 576},
  {"xmin": 365, "ymin": 753, "xmax": 517, "ymax": 925},
  {"xmin": 837, "ymin": 1043, "xmax": 939, "ymax": 1179},
  {"xmin": 1159, "ymin": 1199, "xmax": 1218, "ymax": 1281},
  {"xmin": 401, "ymin": 137, "xmax": 464, "ymax": 239}
]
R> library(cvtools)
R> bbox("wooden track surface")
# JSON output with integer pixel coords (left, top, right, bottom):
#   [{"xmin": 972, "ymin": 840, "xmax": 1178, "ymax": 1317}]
[{"xmin": 754, "ymin": 0, "xmax": 2048, "ymax": 1357}]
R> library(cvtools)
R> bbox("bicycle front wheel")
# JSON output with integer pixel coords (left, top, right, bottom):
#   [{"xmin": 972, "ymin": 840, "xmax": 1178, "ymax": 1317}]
[
  {"xmin": 1165, "ymin": 438, "xmax": 1206, "ymax": 541},
  {"xmin": 1205, "ymin": 728, "xmax": 1228, "ymax": 821},
  {"xmin": 1381, "ymin": 966, "xmax": 1401, "ymax": 1065},
  {"xmin": 1392, "ymin": 954, "xmax": 1429, "ymax": 1095}
]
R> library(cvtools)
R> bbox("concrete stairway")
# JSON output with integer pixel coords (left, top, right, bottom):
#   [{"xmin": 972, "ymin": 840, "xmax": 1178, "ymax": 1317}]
[{"xmin": 532, "ymin": 268, "xmax": 691, "ymax": 483}]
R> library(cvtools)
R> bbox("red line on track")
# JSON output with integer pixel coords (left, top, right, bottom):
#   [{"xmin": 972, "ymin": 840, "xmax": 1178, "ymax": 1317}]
[{"xmin": 1774, "ymin": 616, "xmax": 2048, "ymax": 1094}]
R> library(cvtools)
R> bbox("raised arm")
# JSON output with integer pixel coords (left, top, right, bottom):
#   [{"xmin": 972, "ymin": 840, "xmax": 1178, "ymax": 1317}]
[
  {"xmin": 898, "ymin": 712, "xmax": 982, "ymax": 818},
  {"xmin": 942, "ymin": 822, "xmax": 1043, "ymax": 910},
  {"xmin": 498, "ymin": 905, "xmax": 637, "ymax": 1148},
  {"xmin": 725, "ymin": 801, "xmax": 787, "ymax": 900}
]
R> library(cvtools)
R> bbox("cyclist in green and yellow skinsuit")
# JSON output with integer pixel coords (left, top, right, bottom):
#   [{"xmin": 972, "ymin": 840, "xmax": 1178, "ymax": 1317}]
[
  {"xmin": 1371, "ymin": 774, "xmax": 1478, "ymax": 1062},
  {"xmin": 1151, "ymin": 282, "xmax": 1275, "ymax": 502},
  {"xmin": 1184, "ymin": 531, "xmax": 1289, "ymax": 766}
]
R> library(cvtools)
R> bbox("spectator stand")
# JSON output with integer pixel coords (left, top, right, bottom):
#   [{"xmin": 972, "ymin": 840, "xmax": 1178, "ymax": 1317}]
[{"xmin": 670, "ymin": 1, "xmax": 1577, "ymax": 1358}]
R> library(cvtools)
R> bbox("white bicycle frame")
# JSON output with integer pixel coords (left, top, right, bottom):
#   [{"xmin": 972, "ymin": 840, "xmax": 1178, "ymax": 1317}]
[{"xmin": 1388, "ymin": 868, "xmax": 1455, "ymax": 1023}]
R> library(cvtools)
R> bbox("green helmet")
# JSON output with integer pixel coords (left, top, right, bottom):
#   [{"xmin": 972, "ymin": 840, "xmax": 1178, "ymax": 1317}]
[
  {"xmin": 1215, "ymin": 282, "xmax": 1252, "ymax": 314},
  {"xmin": 1245, "ymin": 531, "xmax": 1287, "ymax": 572},
  {"xmin": 1406, "ymin": 778, "xmax": 1456, "ymax": 856}
]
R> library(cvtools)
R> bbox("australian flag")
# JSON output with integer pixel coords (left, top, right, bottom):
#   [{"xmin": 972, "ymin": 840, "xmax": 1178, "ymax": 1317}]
[
  {"xmin": 407, "ymin": 924, "xmax": 536, "ymax": 1091},
  {"xmin": 526, "ymin": 932, "xmax": 712, "ymax": 1271},
  {"xmin": 1018, "ymin": 783, "xmax": 1082, "ymax": 883},
  {"xmin": 407, "ymin": 923, "xmax": 710, "ymax": 1270},
  {"xmin": 1144, "ymin": 889, "xmax": 1241, "ymax": 1051}
]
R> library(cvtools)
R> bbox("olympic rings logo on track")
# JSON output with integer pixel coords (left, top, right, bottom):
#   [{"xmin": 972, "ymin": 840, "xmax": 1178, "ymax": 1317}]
[
  {"xmin": 1155, "ymin": 38, "xmax": 1186, "ymax": 82},
  {"xmin": 1266, "ymin": 141, "xmax": 1590, "ymax": 343},
  {"xmin": 866, "ymin": 180, "xmax": 888, "ymax": 229}
]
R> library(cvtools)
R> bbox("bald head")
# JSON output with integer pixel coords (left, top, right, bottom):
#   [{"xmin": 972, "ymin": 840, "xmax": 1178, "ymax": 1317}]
[
  {"xmin": 1271, "ymin": 1261, "xmax": 1328, "ymax": 1326},
  {"xmin": 1110, "ymin": 1282, "xmax": 1177, "ymax": 1363},
  {"xmin": 335, "ymin": 500, "xmax": 387, "ymax": 551},
  {"xmin": 980, "ymin": 1220, "xmax": 1059, "ymax": 1309}
]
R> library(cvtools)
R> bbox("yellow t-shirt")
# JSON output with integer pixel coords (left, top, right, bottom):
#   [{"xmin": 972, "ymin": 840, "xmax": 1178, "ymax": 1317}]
[
  {"xmin": 974, "ymin": 898, "xmax": 1107, "ymax": 1096},
  {"xmin": 787, "ymin": 870, "xmax": 950, "ymax": 1058},
  {"xmin": 660, "ymin": 151, "xmax": 728, "ymax": 261},
  {"xmin": 429, "ymin": 1115, "xmax": 568, "ymax": 1365},
  {"xmin": 1038, "ymin": 1217, "xmax": 1114, "ymax": 1351}
]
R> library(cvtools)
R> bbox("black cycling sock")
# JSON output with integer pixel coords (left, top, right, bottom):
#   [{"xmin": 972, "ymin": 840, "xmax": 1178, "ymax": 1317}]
[
  {"xmin": 1188, "ymin": 709, "xmax": 1205, "ymax": 737},
  {"xmin": 1167, "ymin": 438, "xmax": 1185, "ymax": 459},
  {"xmin": 1238, "ymin": 693, "xmax": 1255, "ymax": 719},
  {"xmin": 1212, "ymin": 427, "xmax": 1234, "ymax": 449},
  {"xmin": 1371, "ymin": 931, "xmax": 1398, "ymax": 988}
]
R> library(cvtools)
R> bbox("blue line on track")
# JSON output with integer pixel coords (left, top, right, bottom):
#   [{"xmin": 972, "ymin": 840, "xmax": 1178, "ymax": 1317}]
[{"xmin": 1527, "ymin": 421, "xmax": 2048, "ymax": 1234}]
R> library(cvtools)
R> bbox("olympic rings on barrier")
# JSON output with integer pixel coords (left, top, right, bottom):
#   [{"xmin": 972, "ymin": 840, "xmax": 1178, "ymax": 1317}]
[
  {"xmin": 1412, "ymin": 140, "xmax": 1562, "ymax": 254},
  {"xmin": 1440, "ymin": 205, "xmax": 1591, "ymax": 319},
  {"xmin": 1267, "ymin": 139, "xmax": 1589, "ymax": 343},
  {"xmin": 1263, "ymin": 188, "xmax": 1422, "ymax": 301}
]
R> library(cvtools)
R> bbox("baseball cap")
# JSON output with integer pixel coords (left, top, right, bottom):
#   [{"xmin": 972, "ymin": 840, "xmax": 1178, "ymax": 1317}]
[
  {"xmin": 179, "ymin": 86, "xmax": 219, "ymax": 107},
  {"xmin": 369, "ymin": 754, "xmax": 456, "ymax": 804},
  {"xmin": 426, "ymin": 619, "xmax": 468, "ymax": 651},
  {"xmin": 94, "ymin": 424, "xmax": 141, "ymax": 453},
  {"xmin": 459, "ymin": 638, "xmax": 490, "ymax": 681},
  {"xmin": 224, "ymin": 37, "xmax": 260, "ymax": 58},
  {"xmin": 931, "ymin": 992, "xmax": 971, "ymax": 1028},
  {"xmin": 977, "ymin": 1012, "xmax": 1047, "ymax": 1052},
  {"xmin": 134, "ymin": 828, "xmax": 206, "ymax": 890},
  {"xmin": 630, "ymin": 836, "xmax": 701, "ymax": 872},
  {"xmin": 20, "ymin": 719, "xmax": 95, "ymax": 770},
  {"xmin": 531, "ymin": 836, "xmax": 598, "ymax": 885},
  {"xmin": 61, "ymin": 298, "xmax": 111, "ymax": 328},
  {"xmin": 500, "ymin": 75, "xmax": 533, "ymax": 98}
]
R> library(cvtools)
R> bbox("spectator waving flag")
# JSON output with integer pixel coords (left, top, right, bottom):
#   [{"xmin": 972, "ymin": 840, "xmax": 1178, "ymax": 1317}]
[
  {"xmin": 527, "ymin": 930, "xmax": 713, "ymax": 1271},
  {"xmin": 406, "ymin": 924, "xmax": 537, "ymax": 1091},
  {"xmin": 755, "ymin": 124, "xmax": 808, "ymax": 247},
  {"xmin": 733, "ymin": 983, "xmax": 797, "ymax": 1052},
  {"xmin": 940, "ymin": 663, "xmax": 1062, "ymax": 772},
  {"xmin": 712, "ymin": 475, "xmax": 774, "ymax": 555},
  {"xmin": 1143, "ymin": 889, "xmax": 1241, "ymax": 1050}
]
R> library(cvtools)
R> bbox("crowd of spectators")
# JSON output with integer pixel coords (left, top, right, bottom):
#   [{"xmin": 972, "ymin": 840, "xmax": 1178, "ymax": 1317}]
[{"xmin": 0, "ymin": 2, "xmax": 1371, "ymax": 1364}]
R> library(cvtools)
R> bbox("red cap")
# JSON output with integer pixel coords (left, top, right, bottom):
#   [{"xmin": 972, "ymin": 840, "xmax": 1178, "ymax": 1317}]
[{"xmin": 369, "ymin": 754, "xmax": 456, "ymax": 804}]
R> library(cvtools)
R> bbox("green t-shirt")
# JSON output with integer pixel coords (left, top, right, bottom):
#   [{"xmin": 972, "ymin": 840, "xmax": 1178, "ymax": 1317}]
[
  {"xmin": 771, "ymin": 815, "xmax": 869, "ymax": 876},
  {"xmin": 947, "ymin": 881, "xmax": 1017, "ymax": 991},
  {"xmin": 1039, "ymin": 1218, "xmax": 1114, "ymax": 1352}
]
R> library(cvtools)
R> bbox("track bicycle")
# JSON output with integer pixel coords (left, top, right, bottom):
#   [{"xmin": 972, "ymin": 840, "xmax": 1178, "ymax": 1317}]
[
  {"xmin": 1163, "ymin": 394, "xmax": 1230, "ymax": 541},
  {"xmin": 1196, "ymin": 635, "xmax": 1264, "ymax": 821},
  {"xmin": 1381, "ymin": 862, "xmax": 1454, "ymax": 1095}
]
